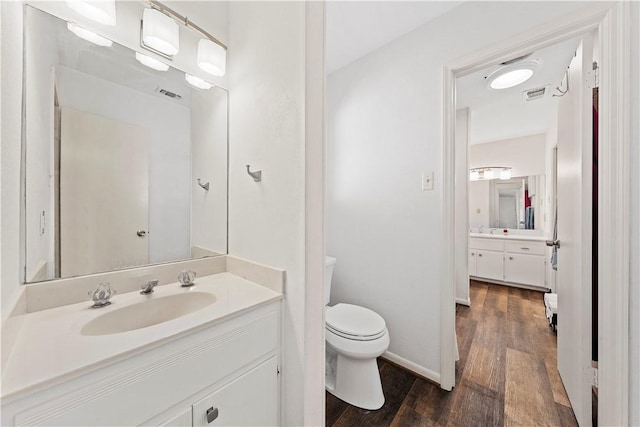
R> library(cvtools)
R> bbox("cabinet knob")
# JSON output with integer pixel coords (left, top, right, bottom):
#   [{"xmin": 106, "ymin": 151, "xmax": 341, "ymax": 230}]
[
  {"xmin": 471, "ymin": 252, "xmax": 475, "ymax": 256},
  {"xmin": 478, "ymin": 254, "xmax": 483, "ymax": 257},
  {"xmin": 509, "ymin": 256, "xmax": 514, "ymax": 260},
  {"xmin": 206, "ymin": 407, "xmax": 219, "ymax": 423}
]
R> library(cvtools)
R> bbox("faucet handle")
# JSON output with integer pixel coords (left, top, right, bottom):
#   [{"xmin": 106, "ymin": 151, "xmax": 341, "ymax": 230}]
[
  {"xmin": 140, "ymin": 279, "xmax": 159, "ymax": 295},
  {"xmin": 178, "ymin": 270, "xmax": 196, "ymax": 287},
  {"xmin": 89, "ymin": 282, "xmax": 116, "ymax": 308}
]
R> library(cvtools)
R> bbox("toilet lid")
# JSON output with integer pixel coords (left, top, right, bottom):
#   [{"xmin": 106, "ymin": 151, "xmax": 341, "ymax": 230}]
[{"xmin": 326, "ymin": 303, "xmax": 386, "ymax": 339}]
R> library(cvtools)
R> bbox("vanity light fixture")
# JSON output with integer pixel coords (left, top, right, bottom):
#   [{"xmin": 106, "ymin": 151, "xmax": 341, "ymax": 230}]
[
  {"xmin": 67, "ymin": 22, "xmax": 113, "ymax": 47},
  {"xmin": 142, "ymin": 7, "xmax": 180, "ymax": 56},
  {"xmin": 141, "ymin": 1, "xmax": 228, "ymax": 78},
  {"xmin": 500, "ymin": 168, "xmax": 512, "ymax": 180},
  {"xmin": 486, "ymin": 60, "xmax": 540, "ymax": 90},
  {"xmin": 470, "ymin": 167, "xmax": 512, "ymax": 181},
  {"xmin": 185, "ymin": 73, "xmax": 213, "ymax": 90},
  {"xmin": 197, "ymin": 39, "xmax": 226, "ymax": 76},
  {"xmin": 135, "ymin": 52, "xmax": 169, "ymax": 71},
  {"xmin": 67, "ymin": 0, "xmax": 116, "ymax": 26}
]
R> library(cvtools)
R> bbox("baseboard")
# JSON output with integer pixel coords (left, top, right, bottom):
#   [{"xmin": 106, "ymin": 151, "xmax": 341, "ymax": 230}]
[
  {"xmin": 456, "ymin": 298, "xmax": 471, "ymax": 306},
  {"xmin": 381, "ymin": 351, "xmax": 440, "ymax": 386}
]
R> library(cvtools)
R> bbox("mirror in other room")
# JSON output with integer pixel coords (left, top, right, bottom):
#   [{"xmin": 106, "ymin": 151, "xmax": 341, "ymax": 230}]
[
  {"xmin": 469, "ymin": 175, "xmax": 545, "ymax": 230},
  {"xmin": 23, "ymin": 6, "xmax": 228, "ymax": 283}
]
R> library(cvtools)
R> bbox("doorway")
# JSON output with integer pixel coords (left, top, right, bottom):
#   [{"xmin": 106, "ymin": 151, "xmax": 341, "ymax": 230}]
[{"xmin": 441, "ymin": 4, "xmax": 631, "ymax": 426}]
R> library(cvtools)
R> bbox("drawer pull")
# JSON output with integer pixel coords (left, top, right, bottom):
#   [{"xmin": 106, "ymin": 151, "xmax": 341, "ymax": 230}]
[
  {"xmin": 509, "ymin": 256, "xmax": 514, "ymax": 260},
  {"xmin": 206, "ymin": 407, "xmax": 219, "ymax": 423},
  {"xmin": 478, "ymin": 254, "xmax": 483, "ymax": 257},
  {"xmin": 520, "ymin": 247, "xmax": 530, "ymax": 250},
  {"xmin": 471, "ymin": 252, "xmax": 475, "ymax": 256}
]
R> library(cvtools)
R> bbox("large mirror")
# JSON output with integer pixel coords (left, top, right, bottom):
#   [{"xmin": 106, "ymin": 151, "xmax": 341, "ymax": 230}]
[
  {"xmin": 469, "ymin": 175, "xmax": 545, "ymax": 230},
  {"xmin": 23, "ymin": 5, "xmax": 228, "ymax": 283}
]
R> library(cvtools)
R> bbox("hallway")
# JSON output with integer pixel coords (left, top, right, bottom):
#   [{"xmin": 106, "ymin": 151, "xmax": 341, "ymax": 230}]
[{"xmin": 326, "ymin": 281, "xmax": 578, "ymax": 426}]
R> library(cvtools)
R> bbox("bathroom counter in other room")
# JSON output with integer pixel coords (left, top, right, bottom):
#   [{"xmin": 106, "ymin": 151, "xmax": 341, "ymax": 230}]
[
  {"xmin": 1, "ymin": 273, "xmax": 282, "ymax": 402},
  {"xmin": 469, "ymin": 232, "xmax": 548, "ymax": 242}
]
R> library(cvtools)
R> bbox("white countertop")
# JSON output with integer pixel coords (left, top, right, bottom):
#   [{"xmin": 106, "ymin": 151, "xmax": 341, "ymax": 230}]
[
  {"xmin": 469, "ymin": 232, "xmax": 548, "ymax": 242},
  {"xmin": 1, "ymin": 273, "xmax": 282, "ymax": 401}
]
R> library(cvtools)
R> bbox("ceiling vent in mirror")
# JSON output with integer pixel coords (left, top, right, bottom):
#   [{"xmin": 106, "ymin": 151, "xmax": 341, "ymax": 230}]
[
  {"xmin": 155, "ymin": 87, "xmax": 182, "ymax": 99},
  {"xmin": 523, "ymin": 86, "xmax": 548, "ymax": 102}
]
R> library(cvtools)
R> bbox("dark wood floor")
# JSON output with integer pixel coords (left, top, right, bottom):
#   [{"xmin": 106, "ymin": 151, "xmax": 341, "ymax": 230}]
[{"xmin": 326, "ymin": 281, "xmax": 578, "ymax": 426}]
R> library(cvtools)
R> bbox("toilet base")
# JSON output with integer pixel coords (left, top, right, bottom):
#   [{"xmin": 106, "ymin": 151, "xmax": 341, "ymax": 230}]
[{"xmin": 326, "ymin": 348, "xmax": 385, "ymax": 410}]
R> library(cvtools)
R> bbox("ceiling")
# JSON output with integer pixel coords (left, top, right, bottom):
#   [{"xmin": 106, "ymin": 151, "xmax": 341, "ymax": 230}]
[
  {"xmin": 326, "ymin": 1, "xmax": 462, "ymax": 74},
  {"xmin": 457, "ymin": 36, "xmax": 581, "ymax": 144}
]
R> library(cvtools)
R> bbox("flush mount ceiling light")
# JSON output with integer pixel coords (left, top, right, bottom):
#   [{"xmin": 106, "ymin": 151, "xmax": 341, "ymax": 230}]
[
  {"xmin": 197, "ymin": 39, "xmax": 226, "ymax": 76},
  {"xmin": 470, "ymin": 167, "xmax": 512, "ymax": 181},
  {"xmin": 135, "ymin": 52, "xmax": 169, "ymax": 71},
  {"xmin": 67, "ymin": 0, "xmax": 116, "ymax": 26},
  {"xmin": 142, "ymin": 8, "xmax": 179, "ymax": 56},
  {"xmin": 67, "ymin": 22, "xmax": 113, "ymax": 47},
  {"xmin": 486, "ymin": 60, "xmax": 540, "ymax": 90},
  {"xmin": 185, "ymin": 73, "xmax": 213, "ymax": 90}
]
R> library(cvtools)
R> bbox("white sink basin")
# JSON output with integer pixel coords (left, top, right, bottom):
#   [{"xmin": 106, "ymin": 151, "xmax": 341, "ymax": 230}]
[{"xmin": 81, "ymin": 292, "xmax": 216, "ymax": 336}]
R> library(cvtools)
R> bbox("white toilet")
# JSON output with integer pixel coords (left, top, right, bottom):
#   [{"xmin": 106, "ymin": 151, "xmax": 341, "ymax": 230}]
[{"xmin": 324, "ymin": 256, "xmax": 390, "ymax": 410}]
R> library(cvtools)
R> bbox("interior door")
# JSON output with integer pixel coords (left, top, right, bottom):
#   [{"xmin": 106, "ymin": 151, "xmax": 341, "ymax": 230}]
[
  {"xmin": 555, "ymin": 33, "xmax": 594, "ymax": 426},
  {"xmin": 60, "ymin": 107, "xmax": 150, "ymax": 277}
]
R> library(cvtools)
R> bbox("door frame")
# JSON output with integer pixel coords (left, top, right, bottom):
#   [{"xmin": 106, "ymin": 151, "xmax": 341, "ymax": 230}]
[{"xmin": 440, "ymin": 3, "xmax": 631, "ymax": 425}]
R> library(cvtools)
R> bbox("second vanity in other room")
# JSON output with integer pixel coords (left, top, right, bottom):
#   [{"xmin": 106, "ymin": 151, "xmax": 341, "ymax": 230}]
[{"xmin": 469, "ymin": 232, "xmax": 548, "ymax": 290}]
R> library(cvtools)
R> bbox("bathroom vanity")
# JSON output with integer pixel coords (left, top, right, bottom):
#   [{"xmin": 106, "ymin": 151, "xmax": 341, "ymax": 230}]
[
  {"xmin": 469, "ymin": 233, "xmax": 548, "ymax": 289},
  {"xmin": 1, "ymin": 271, "xmax": 282, "ymax": 426}
]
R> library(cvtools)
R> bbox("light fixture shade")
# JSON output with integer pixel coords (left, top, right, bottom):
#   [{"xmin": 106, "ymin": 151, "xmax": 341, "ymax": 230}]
[
  {"xmin": 67, "ymin": 0, "xmax": 116, "ymax": 26},
  {"xmin": 135, "ymin": 52, "xmax": 169, "ymax": 71},
  {"xmin": 197, "ymin": 39, "xmax": 226, "ymax": 76},
  {"xmin": 67, "ymin": 22, "xmax": 113, "ymax": 47},
  {"xmin": 142, "ymin": 8, "xmax": 179, "ymax": 56},
  {"xmin": 483, "ymin": 169, "xmax": 494, "ymax": 180},
  {"xmin": 500, "ymin": 168, "xmax": 512, "ymax": 180},
  {"xmin": 486, "ymin": 59, "xmax": 540, "ymax": 90},
  {"xmin": 470, "ymin": 170, "xmax": 479, "ymax": 181},
  {"xmin": 185, "ymin": 73, "xmax": 213, "ymax": 90}
]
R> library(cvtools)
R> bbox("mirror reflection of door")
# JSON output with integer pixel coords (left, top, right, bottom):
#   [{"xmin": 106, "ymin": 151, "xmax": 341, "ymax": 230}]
[
  {"xmin": 498, "ymin": 190, "xmax": 519, "ymax": 229},
  {"xmin": 60, "ymin": 107, "xmax": 150, "ymax": 277}
]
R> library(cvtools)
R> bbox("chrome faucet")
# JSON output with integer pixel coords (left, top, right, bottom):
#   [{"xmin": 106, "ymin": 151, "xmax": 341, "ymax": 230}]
[
  {"xmin": 140, "ymin": 279, "xmax": 159, "ymax": 295},
  {"xmin": 89, "ymin": 282, "xmax": 116, "ymax": 308}
]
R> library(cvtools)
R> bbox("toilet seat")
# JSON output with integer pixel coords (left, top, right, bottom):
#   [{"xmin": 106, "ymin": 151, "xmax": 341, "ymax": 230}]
[{"xmin": 326, "ymin": 304, "xmax": 386, "ymax": 341}]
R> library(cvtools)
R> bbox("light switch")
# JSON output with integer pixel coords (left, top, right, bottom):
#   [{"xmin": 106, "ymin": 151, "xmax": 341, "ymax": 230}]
[{"xmin": 422, "ymin": 171, "xmax": 434, "ymax": 191}]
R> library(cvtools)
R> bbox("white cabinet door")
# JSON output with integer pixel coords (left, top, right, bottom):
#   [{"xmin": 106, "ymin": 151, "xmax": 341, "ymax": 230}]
[
  {"xmin": 159, "ymin": 407, "xmax": 192, "ymax": 427},
  {"xmin": 468, "ymin": 250, "xmax": 477, "ymax": 276},
  {"xmin": 193, "ymin": 357, "xmax": 279, "ymax": 427},
  {"xmin": 476, "ymin": 250, "xmax": 503, "ymax": 281},
  {"xmin": 504, "ymin": 253, "xmax": 545, "ymax": 287}
]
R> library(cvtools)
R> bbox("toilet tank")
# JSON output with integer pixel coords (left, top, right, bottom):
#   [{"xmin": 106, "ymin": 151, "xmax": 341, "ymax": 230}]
[{"xmin": 324, "ymin": 256, "xmax": 337, "ymax": 306}]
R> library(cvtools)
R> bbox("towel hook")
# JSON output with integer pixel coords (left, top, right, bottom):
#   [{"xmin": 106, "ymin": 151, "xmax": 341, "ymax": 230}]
[
  {"xmin": 246, "ymin": 165, "xmax": 262, "ymax": 182},
  {"xmin": 197, "ymin": 178, "xmax": 210, "ymax": 191}
]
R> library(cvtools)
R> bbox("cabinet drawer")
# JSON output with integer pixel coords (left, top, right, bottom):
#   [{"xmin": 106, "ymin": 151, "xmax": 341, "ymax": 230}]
[
  {"xmin": 504, "ymin": 240, "xmax": 545, "ymax": 255},
  {"xmin": 193, "ymin": 356, "xmax": 279, "ymax": 427},
  {"xmin": 469, "ymin": 238, "xmax": 504, "ymax": 251}
]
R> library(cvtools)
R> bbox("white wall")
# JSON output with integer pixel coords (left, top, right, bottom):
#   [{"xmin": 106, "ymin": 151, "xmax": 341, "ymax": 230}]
[
  {"xmin": 56, "ymin": 67, "xmax": 191, "ymax": 265},
  {"xmin": 227, "ymin": 3, "xmax": 307, "ymax": 425},
  {"xmin": 24, "ymin": 8, "xmax": 59, "ymax": 280},
  {"xmin": 470, "ymin": 133, "xmax": 547, "ymax": 178},
  {"xmin": 629, "ymin": 2, "xmax": 640, "ymax": 424},
  {"xmin": 0, "ymin": 1, "xmax": 24, "ymax": 318},
  {"xmin": 327, "ymin": 1, "xmax": 593, "ymax": 380},
  {"xmin": 191, "ymin": 89, "xmax": 228, "ymax": 256}
]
